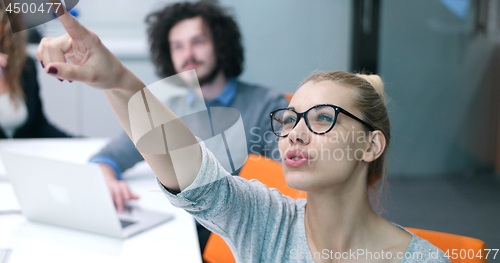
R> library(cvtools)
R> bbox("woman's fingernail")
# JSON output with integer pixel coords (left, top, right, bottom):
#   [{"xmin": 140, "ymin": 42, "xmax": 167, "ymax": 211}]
[
  {"xmin": 58, "ymin": 78, "xmax": 63, "ymax": 82},
  {"xmin": 40, "ymin": 61, "xmax": 45, "ymax": 68},
  {"xmin": 48, "ymin": 67, "xmax": 58, "ymax": 75},
  {"xmin": 69, "ymin": 80, "xmax": 73, "ymax": 83}
]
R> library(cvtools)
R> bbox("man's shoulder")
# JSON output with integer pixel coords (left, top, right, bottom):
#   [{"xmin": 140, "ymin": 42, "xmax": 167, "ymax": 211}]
[{"xmin": 234, "ymin": 80, "xmax": 286, "ymax": 102}]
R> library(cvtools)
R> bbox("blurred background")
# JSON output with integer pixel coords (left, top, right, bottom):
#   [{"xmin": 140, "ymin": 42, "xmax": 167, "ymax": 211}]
[{"xmin": 26, "ymin": 0, "xmax": 499, "ymax": 252}]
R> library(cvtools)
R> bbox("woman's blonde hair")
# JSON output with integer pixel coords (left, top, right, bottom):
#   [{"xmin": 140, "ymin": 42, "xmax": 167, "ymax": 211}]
[
  {"xmin": 301, "ymin": 71, "xmax": 390, "ymax": 188},
  {"xmin": 0, "ymin": 0, "xmax": 28, "ymax": 106}
]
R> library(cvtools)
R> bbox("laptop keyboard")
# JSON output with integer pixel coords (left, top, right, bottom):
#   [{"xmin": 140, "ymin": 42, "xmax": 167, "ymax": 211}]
[{"xmin": 120, "ymin": 219, "xmax": 136, "ymax": 228}]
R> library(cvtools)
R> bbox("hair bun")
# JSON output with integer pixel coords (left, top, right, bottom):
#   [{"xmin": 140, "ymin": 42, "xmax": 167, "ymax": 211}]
[{"xmin": 356, "ymin": 74, "xmax": 386, "ymax": 105}]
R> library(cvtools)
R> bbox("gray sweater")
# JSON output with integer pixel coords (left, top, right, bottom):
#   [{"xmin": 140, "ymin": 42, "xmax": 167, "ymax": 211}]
[{"xmin": 160, "ymin": 140, "xmax": 451, "ymax": 263}]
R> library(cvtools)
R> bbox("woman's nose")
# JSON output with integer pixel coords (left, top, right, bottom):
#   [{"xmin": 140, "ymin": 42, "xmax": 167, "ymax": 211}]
[{"xmin": 287, "ymin": 118, "xmax": 310, "ymax": 145}]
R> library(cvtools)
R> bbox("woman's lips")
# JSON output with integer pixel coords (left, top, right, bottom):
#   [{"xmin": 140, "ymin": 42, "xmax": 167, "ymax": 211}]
[
  {"xmin": 284, "ymin": 149, "xmax": 310, "ymax": 168},
  {"xmin": 284, "ymin": 158, "xmax": 309, "ymax": 167}
]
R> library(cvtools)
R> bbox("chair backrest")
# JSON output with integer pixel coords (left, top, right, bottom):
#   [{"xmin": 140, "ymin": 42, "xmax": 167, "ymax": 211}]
[
  {"xmin": 405, "ymin": 227, "xmax": 487, "ymax": 263},
  {"xmin": 203, "ymin": 154, "xmax": 305, "ymax": 263},
  {"xmin": 238, "ymin": 154, "xmax": 306, "ymax": 199}
]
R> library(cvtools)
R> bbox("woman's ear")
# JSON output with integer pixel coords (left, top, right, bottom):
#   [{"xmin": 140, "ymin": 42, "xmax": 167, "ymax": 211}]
[{"xmin": 362, "ymin": 130, "xmax": 386, "ymax": 162}]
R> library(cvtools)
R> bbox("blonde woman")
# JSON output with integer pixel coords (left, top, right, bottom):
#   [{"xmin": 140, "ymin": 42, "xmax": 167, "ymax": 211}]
[
  {"xmin": 37, "ymin": 11, "xmax": 449, "ymax": 263},
  {"xmin": 0, "ymin": 0, "xmax": 70, "ymax": 139}
]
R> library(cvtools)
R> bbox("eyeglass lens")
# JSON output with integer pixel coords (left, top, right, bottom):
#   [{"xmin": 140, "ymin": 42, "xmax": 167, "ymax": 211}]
[{"xmin": 272, "ymin": 106, "xmax": 337, "ymax": 136}]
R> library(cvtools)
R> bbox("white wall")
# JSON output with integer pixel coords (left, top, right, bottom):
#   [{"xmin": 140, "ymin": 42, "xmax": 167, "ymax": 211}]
[
  {"xmin": 34, "ymin": 0, "xmax": 352, "ymax": 137},
  {"xmin": 221, "ymin": 0, "xmax": 352, "ymax": 93}
]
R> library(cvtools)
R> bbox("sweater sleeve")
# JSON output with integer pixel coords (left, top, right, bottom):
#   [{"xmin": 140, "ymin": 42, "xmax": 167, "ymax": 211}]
[{"xmin": 158, "ymin": 139, "xmax": 299, "ymax": 263}]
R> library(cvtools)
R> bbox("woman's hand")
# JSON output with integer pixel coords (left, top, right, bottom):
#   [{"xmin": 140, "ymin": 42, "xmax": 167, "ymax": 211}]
[{"xmin": 36, "ymin": 10, "xmax": 130, "ymax": 90}]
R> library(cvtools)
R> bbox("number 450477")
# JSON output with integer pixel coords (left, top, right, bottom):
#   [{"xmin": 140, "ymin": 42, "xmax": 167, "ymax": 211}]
[
  {"xmin": 5, "ymin": 3, "xmax": 62, "ymax": 14},
  {"xmin": 444, "ymin": 249, "xmax": 498, "ymax": 260}
]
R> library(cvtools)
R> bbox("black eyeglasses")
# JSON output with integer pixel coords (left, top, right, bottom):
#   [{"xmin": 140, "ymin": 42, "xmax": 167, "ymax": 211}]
[{"xmin": 270, "ymin": 104, "xmax": 374, "ymax": 137}]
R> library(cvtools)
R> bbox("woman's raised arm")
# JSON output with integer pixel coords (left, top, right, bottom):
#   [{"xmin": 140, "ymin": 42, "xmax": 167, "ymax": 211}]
[{"xmin": 36, "ymin": 10, "xmax": 201, "ymax": 192}]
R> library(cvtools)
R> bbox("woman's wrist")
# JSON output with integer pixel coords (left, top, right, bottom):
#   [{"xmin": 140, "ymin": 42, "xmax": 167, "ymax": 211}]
[{"xmin": 106, "ymin": 66, "xmax": 145, "ymax": 97}]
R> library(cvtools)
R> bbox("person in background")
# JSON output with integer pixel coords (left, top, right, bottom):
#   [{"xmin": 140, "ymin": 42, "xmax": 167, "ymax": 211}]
[
  {"xmin": 88, "ymin": 1, "xmax": 289, "ymax": 252},
  {"xmin": 0, "ymin": 0, "xmax": 71, "ymax": 139}
]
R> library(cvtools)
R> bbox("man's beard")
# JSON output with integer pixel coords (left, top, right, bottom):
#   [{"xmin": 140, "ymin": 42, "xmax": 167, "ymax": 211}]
[{"xmin": 198, "ymin": 62, "xmax": 221, "ymax": 86}]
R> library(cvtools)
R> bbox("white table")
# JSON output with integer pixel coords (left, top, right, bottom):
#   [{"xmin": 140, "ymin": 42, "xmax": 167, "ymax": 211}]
[{"xmin": 0, "ymin": 138, "xmax": 202, "ymax": 263}]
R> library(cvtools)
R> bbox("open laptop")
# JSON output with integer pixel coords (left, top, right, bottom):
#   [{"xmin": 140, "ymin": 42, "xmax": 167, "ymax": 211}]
[{"xmin": 0, "ymin": 151, "xmax": 174, "ymax": 238}]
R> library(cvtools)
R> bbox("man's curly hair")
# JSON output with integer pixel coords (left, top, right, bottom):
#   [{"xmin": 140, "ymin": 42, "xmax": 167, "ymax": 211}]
[{"xmin": 145, "ymin": 1, "xmax": 244, "ymax": 78}]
